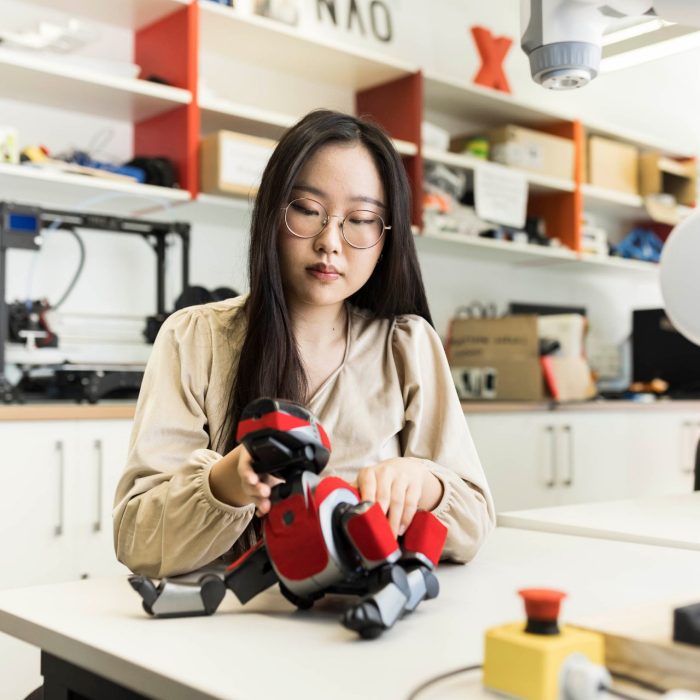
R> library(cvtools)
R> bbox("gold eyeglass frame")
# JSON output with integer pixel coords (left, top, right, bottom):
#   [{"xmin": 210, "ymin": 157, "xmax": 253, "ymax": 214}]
[{"xmin": 281, "ymin": 197, "xmax": 391, "ymax": 250}]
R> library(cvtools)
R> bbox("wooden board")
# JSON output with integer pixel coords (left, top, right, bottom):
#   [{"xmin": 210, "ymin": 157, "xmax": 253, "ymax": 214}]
[{"xmin": 574, "ymin": 598, "xmax": 700, "ymax": 691}]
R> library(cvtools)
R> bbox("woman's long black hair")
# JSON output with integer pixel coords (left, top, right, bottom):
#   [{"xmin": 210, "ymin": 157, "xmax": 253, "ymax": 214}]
[{"xmin": 220, "ymin": 109, "xmax": 433, "ymax": 453}]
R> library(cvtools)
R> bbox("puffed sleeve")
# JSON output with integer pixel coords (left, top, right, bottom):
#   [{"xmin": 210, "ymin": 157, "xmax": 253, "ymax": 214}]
[
  {"xmin": 113, "ymin": 307, "xmax": 255, "ymax": 578},
  {"xmin": 391, "ymin": 315, "xmax": 495, "ymax": 563}
]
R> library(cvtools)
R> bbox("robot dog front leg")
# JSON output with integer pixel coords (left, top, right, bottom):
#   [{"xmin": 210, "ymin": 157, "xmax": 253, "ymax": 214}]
[{"xmin": 339, "ymin": 505, "xmax": 448, "ymax": 638}]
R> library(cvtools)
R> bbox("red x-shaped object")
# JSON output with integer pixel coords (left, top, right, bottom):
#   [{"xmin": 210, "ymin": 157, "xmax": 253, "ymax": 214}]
[{"xmin": 471, "ymin": 26, "xmax": 512, "ymax": 94}]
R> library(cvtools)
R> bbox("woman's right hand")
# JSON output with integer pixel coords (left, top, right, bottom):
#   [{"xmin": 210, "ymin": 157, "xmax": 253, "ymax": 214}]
[
  {"xmin": 234, "ymin": 446, "xmax": 283, "ymax": 516},
  {"xmin": 209, "ymin": 444, "xmax": 282, "ymax": 516}
]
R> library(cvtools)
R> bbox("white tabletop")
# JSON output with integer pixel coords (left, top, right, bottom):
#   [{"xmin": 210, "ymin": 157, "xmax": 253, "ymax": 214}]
[
  {"xmin": 2, "ymin": 527, "xmax": 700, "ymax": 700},
  {"xmin": 498, "ymin": 492, "xmax": 700, "ymax": 551}
]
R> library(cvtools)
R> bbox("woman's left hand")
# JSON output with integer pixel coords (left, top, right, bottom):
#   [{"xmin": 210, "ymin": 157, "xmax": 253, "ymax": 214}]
[{"xmin": 355, "ymin": 458, "xmax": 444, "ymax": 537}]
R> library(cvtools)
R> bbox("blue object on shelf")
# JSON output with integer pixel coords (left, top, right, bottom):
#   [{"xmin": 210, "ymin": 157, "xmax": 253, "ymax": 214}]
[{"xmin": 613, "ymin": 227, "xmax": 664, "ymax": 263}]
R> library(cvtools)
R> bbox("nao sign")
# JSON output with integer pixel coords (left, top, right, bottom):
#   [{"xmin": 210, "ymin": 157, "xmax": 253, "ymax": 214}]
[{"xmin": 316, "ymin": 0, "xmax": 393, "ymax": 43}]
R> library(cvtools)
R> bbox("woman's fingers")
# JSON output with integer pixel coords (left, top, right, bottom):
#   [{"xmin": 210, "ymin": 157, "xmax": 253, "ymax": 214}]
[
  {"xmin": 357, "ymin": 468, "xmax": 377, "ymax": 504},
  {"xmin": 387, "ymin": 476, "xmax": 409, "ymax": 537},
  {"xmin": 399, "ymin": 481, "xmax": 421, "ymax": 537}
]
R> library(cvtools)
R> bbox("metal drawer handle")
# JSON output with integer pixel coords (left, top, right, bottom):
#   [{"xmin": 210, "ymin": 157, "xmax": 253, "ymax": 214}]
[
  {"xmin": 562, "ymin": 425, "xmax": 574, "ymax": 487},
  {"xmin": 545, "ymin": 425, "xmax": 557, "ymax": 488},
  {"xmin": 93, "ymin": 439, "xmax": 103, "ymax": 533},
  {"xmin": 55, "ymin": 440, "xmax": 65, "ymax": 537}
]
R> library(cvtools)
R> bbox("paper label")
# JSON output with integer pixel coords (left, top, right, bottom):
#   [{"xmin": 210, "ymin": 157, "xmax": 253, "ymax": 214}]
[
  {"xmin": 221, "ymin": 139, "xmax": 274, "ymax": 189},
  {"xmin": 474, "ymin": 164, "xmax": 528, "ymax": 228}
]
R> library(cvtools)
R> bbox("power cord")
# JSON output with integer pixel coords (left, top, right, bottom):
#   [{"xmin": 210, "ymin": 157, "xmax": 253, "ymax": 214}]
[{"xmin": 405, "ymin": 664, "xmax": 482, "ymax": 700}]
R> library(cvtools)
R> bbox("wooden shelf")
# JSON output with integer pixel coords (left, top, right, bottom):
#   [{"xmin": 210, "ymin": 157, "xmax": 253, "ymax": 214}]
[
  {"xmin": 20, "ymin": 0, "xmax": 191, "ymax": 30},
  {"xmin": 199, "ymin": 2, "xmax": 416, "ymax": 90},
  {"xmin": 0, "ymin": 163, "xmax": 189, "ymax": 214},
  {"xmin": 415, "ymin": 231, "xmax": 658, "ymax": 274},
  {"xmin": 423, "ymin": 147, "xmax": 575, "ymax": 193},
  {"xmin": 0, "ymin": 47, "xmax": 192, "ymax": 121}
]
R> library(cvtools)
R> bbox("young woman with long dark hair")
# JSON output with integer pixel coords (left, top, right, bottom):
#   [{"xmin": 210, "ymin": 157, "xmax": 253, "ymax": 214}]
[{"xmin": 114, "ymin": 110, "xmax": 494, "ymax": 578}]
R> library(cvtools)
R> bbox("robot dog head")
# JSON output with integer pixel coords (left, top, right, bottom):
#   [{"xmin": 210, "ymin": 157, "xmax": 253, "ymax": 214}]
[{"xmin": 236, "ymin": 398, "xmax": 331, "ymax": 478}]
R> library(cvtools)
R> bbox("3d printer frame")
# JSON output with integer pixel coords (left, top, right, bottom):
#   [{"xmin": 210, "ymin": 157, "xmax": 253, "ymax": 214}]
[{"xmin": 0, "ymin": 201, "xmax": 191, "ymax": 403}]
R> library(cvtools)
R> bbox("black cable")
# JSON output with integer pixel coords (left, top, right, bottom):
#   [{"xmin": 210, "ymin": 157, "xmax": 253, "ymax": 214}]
[
  {"xmin": 406, "ymin": 664, "xmax": 482, "ymax": 700},
  {"xmin": 52, "ymin": 227, "xmax": 86, "ymax": 310}
]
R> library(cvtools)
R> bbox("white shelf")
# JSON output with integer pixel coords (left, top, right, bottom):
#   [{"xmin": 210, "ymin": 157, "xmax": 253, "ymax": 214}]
[
  {"xmin": 423, "ymin": 72, "xmax": 572, "ymax": 127},
  {"xmin": 0, "ymin": 47, "xmax": 192, "ymax": 121},
  {"xmin": 582, "ymin": 183, "xmax": 647, "ymax": 219},
  {"xmin": 0, "ymin": 163, "xmax": 189, "ymax": 215},
  {"xmin": 423, "ymin": 147, "xmax": 575, "ymax": 193},
  {"xmin": 415, "ymin": 231, "xmax": 658, "ymax": 274},
  {"xmin": 583, "ymin": 118, "xmax": 691, "ymax": 157},
  {"xmin": 423, "ymin": 72, "xmax": 691, "ymax": 158},
  {"xmin": 200, "ymin": 98, "xmax": 418, "ymax": 156},
  {"xmin": 20, "ymin": 0, "xmax": 191, "ymax": 30},
  {"xmin": 393, "ymin": 139, "xmax": 418, "ymax": 156},
  {"xmin": 199, "ymin": 2, "xmax": 416, "ymax": 90},
  {"xmin": 200, "ymin": 97, "xmax": 297, "ymax": 139}
]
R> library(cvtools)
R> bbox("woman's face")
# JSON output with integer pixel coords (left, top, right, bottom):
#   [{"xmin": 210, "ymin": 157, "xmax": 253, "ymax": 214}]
[{"xmin": 278, "ymin": 142, "xmax": 387, "ymax": 314}]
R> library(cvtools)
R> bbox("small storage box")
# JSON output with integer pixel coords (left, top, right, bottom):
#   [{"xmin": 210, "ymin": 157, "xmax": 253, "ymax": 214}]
[
  {"xmin": 452, "ymin": 125, "xmax": 574, "ymax": 181},
  {"xmin": 587, "ymin": 135, "xmax": 639, "ymax": 195},
  {"xmin": 200, "ymin": 130, "xmax": 276, "ymax": 197}
]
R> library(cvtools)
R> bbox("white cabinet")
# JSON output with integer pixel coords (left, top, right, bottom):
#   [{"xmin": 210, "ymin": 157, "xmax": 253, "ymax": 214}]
[
  {"xmin": 0, "ymin": 416, "xmax": 132, "ymax": 699},
  {"xmin": 628, "ymin": 411, "xmax": 699, "ymax": 497},
  {"xmin": 465, "ymin": 413, "xmax": 560, "ymax": 511},
  {"xmin": 0, "ymin": 418, "xmax": 132, "ymax": 589},
  {"xmin": 466, "ymin": 407, "xmax": 699, "ymax": 513}
]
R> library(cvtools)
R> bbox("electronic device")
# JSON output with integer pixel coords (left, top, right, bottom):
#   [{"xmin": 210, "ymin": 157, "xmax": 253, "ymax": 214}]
[
  {"xmin": 632, "ymin": 308, "xmax": 700, "ymax": 397},
  {"xmin": 129, "ymin": 398, "xmax": 448, "ymax": 639},
  {"xmin": 520, "ymin": 0, "xmax": 700, "ymax": 89},
  {"xmin": 0, "ymin": 201, "xmax": 191, "ymax": 403}
]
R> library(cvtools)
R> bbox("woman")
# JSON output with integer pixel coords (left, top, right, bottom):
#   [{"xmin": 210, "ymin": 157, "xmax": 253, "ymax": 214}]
[{"xmin": 113, "ymin": 109, "xmax": 494, "ymax": 579}]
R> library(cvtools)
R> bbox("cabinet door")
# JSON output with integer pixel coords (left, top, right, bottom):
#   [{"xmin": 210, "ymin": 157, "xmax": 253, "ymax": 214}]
[
  {"xmin": 75, "ymin": 420, "xmax": 133, "ymax": 578},
  {"xmin": 466, "ymin": 413, "xmax": 563, "ymax": 512},
  {"xmin": 555, "ymin": 412, "xmax": 633, "ymax": 505},
  {"xmin": 630, "ymin": 411, "xmax": 699, "ymax": 497},
  {"xmin": 0, "ymin": 421, "xmax": 79, "ymax": 588}
]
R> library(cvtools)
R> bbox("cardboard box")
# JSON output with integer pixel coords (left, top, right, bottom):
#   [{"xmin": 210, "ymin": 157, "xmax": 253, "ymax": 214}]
[
  {"xmin": 447, "ymin": 315, "xmax": 545, "ymax": 401},
  {"xmin": 640, "ymin": 153, "xmax": 697, "ymax": 205},
  {"xmin": 452, "ymin": 125, "xmax": 574, "ymax": 181},
  {"xmin": 639, "ymin": 153, "xmax": 697, "ymax": 224},
  {"xmin": 587, "ymin": 135, "xmax": 639, "ymax": 194},
  {"xmin": 200, "ymin": 130, "xmax": 276, "ymax": 196}
]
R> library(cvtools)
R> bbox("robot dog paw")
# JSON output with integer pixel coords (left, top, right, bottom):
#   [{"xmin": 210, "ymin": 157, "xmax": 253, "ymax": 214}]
[
  {"xmin": 342, "ymin": 601, "xmax": 385, "ymax": 639},
  {"xmin": 279, "ymin": 583, "xmax": 319, "ymax": 610}
]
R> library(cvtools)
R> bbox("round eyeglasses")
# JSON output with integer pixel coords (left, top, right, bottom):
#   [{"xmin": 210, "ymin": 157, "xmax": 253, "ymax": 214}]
[{"xmin": 282, "ymin": 197, "xmax": 390, "ymax": 250}]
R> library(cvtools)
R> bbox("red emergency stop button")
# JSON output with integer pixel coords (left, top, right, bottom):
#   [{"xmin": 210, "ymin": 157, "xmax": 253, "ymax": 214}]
[{"xmin": 518, "ymin": 588, "xmax": 566, "ymax": 635}]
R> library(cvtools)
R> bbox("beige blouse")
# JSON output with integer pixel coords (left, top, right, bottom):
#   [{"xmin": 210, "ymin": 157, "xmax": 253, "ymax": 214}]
[{"xmin": 113, "ymin": 295, "xmax": 495, "ymax": 578}]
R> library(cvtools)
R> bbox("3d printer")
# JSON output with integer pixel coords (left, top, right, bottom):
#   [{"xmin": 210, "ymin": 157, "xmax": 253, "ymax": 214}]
[{"xmin": 0, "ymin": 201, "xmax": 190, "ymax": 404}]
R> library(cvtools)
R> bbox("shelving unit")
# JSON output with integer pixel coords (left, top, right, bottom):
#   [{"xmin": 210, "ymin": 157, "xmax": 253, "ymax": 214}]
[
  {"xmin": 0, "ymin": 46, "xmax": 192, "ymax": 121},
  {"xmin": 416, "ymin": 230, "xmax": 659, "ymax": 275},
  {"xmin": 0, "ymin": 0, "xmax": 690, "ymax": 275},
  {"xmin": 423, "ymin": 147, "xmax": 575, "ymax": 194},
  {"xmin": 0, "ymin": 164, "xmax": 189, "ymax": 214},
  {"xmin": 20, "ymin": 0, "xmax": 191, "ymax": 30}
]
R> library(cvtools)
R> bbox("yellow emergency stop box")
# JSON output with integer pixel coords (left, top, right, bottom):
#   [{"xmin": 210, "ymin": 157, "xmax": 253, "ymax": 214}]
[{"xmin": 483, "ymin": 621, "xmax": 604, "ymax": 700}]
